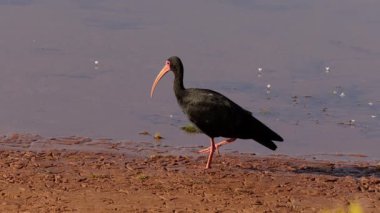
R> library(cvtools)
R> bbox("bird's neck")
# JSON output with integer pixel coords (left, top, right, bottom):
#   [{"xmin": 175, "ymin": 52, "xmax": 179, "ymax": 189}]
[{"xmin": 173, "ymin": 71, "xmax": 185, "ymax": 98}]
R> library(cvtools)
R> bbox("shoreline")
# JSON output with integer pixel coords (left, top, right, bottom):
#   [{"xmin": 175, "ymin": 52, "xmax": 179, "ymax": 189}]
[{"xmin": 1, "ymin": 133, "xmax": 377, "ymax": 163}]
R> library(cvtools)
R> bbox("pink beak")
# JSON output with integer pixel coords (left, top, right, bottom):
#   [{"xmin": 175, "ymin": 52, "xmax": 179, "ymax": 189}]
[{"xmin": 150, "ymin": 61, "xmax": 171, "ymax": 97}]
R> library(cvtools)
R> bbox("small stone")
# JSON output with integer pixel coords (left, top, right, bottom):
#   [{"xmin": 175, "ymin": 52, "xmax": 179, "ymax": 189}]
[{"xmin": 154, "ymin": 132, "xmax": 164, "ymax": 140}]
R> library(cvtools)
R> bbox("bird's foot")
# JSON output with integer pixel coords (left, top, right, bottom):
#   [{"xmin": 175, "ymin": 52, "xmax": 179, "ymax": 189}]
[
  {"xmin": 198, "ymin": 145, "xmax": 219, "ymax": 155},
  {"xmin": 198, "ymin": 138, "xmax": 236, "ymax": 155},
  {"xmin": 205, "ymin": 163, "xmax": 211, "ymax": 169}
]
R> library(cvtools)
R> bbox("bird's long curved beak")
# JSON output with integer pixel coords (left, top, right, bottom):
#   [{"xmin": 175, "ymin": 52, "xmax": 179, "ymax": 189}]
[{"xmin": 150, "ymin": 62, "xmax": 170, "ymax": 97}]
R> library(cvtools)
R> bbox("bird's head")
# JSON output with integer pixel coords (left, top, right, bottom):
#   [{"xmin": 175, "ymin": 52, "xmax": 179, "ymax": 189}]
[{"xmin": 150, "ymin": 56, "xmax": 183, "ymax": 97}]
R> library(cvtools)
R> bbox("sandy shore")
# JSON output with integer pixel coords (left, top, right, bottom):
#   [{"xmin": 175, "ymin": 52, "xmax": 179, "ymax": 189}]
[{"xmin": 0, "ymin": 134, "xmax": 379, "ymax": 212}]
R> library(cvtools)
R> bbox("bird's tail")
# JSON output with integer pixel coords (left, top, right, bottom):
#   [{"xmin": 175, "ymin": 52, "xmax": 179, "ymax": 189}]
[
  {"xmin": 249, "ymin": 116, "xmax": 283, "ymax": 150},
  {"xmin": 254, "ymin": 139, "xmax": 278, "ymax": 150}
]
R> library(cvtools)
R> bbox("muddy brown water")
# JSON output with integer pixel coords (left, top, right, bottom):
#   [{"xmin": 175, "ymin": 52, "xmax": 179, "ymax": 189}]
[{"xmin": 0, "ymin": 0, "xmax": 379, "ymax": 161}]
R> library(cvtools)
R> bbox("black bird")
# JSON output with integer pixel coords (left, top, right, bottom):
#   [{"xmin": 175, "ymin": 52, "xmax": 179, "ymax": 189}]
[{"xmin": 150, "ymin": 56, "xmax": 283, "ymax": 169}]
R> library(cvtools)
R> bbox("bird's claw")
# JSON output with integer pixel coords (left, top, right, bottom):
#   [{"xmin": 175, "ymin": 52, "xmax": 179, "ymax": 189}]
[
  {"xmin": 198, "ymin": 146, "xmax": 220, "ymax": 155},
  {"xmin": 198, "ymin": 139, "xmax": 235, "ymax": 155}
]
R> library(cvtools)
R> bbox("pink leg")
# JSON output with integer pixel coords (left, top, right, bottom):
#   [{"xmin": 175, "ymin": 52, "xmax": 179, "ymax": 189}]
[
  {"xmin": 205, "ymin": 138, "xmax": 216, "ymax": 169},
  {"xmin": 199, "ymin": 138, "xmax": 236, "ymax": 155}
]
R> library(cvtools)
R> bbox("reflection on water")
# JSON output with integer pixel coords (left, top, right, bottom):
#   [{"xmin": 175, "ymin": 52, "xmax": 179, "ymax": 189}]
[{"xmin": 0, "ymin": 0, "xmax": 379, "ymax": 160}]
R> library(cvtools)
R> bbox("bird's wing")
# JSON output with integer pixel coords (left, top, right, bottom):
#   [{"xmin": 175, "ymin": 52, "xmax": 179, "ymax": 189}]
[
  {"xmin": 180, "ymin": 88, "xmax": 283, "ymax": 144},
  {"xmin": 180, "ymin": 88, "xmax": 251, "ymax": 137}
]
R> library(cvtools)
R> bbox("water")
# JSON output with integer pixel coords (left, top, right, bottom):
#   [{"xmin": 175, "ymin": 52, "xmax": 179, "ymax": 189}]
[{"xmin": 0, "ymin": 0, "xmax": 379, "ymax": 160}]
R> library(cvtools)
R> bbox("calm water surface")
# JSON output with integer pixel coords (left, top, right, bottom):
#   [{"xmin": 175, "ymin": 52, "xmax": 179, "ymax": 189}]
[{"xmin": 0, "ymin": 0, "xmax": 379, "ymax": 160}]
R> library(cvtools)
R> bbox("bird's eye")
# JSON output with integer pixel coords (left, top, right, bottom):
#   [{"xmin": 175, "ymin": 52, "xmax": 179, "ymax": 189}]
[{"xmin": 166, "ymin": 61, "xmax": 170, "ymax": 65}]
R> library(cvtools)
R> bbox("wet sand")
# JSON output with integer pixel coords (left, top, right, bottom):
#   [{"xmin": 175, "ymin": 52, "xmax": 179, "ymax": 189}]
[{"xmin": 0, "ymin": 134, "xmax": 379, "ymax": 212}]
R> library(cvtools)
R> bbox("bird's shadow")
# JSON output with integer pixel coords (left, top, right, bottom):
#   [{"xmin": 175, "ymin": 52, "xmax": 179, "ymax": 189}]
[
  {"xmin": 224, "ymin": 155, "xmax": 379, "ymax": 179},
  {"xmin": 293, "ymin": 164, "xmax": 380, "ymax": 179}
]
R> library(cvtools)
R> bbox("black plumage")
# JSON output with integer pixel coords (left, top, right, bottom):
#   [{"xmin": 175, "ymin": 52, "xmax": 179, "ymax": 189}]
[{"xmin": 151, "ymin": 56, "xmax": 283, "ymax": 168}]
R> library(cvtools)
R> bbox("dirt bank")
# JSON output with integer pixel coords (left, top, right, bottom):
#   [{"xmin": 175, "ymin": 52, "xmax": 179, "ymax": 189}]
[{"xmin": 0, "ymin": 134, "xmax": 379, "ymax": 212}]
